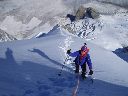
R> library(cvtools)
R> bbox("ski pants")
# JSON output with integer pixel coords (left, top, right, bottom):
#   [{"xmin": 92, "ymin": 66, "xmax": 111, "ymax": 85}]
[{"xmin": 75, "ymin": 63, "xmax": 87, "ymax": 73}]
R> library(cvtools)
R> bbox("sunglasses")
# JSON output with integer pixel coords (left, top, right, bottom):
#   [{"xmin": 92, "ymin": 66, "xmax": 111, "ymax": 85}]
[{"xmin": 81, "ymin": 50, "xmax": 86, "ymax": 52}]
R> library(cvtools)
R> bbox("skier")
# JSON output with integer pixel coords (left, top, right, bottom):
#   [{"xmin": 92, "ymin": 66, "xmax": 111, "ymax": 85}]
[{"xmin": 67, "ymin": 45, "xmax": 93, "ymax": 78}]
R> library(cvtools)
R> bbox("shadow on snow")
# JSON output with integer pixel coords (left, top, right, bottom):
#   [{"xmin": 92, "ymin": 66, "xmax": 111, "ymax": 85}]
[
  {"xmin": 0, "ymin": 48, "xmax": 128, "ymax": 96},
  {"xmin": 113, "ymin": 46, "xmax": 128, "ymax": 63},
  {"xmin": 28, "ymin": 47, "xmax": 73, "ymax": 72}
]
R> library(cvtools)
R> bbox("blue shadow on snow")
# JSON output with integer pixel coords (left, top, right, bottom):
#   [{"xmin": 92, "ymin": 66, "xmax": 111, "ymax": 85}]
[
  {"xmin": 112, "ymin": 46, "xmax": 128, "ymax": 63},
  {"xmin": 28, "ymin": 48, "xmax": 73, "ymax": 71},
  {"xmin": 0, "ymin": 48, "xmax": 128, "ymax": 96}
]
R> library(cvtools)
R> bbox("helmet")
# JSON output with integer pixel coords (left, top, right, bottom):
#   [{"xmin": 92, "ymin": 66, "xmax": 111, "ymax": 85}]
[{"xmin": 81, "ymin": 46, "xmax": 88, "ymax": 52}]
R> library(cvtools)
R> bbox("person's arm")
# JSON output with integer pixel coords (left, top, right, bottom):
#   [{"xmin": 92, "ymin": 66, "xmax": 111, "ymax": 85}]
[
  {"xmin": 87, "ymin": 54, "xmax": 92, "ymax": 69},
  {"xmin": 87, "ymin": 54, "xmax": 93, "ymax": 75},
  {"xmin": 70, "ymin": 51, "xmax": 79, "ymax": 57},
  {"xmin": 67, "ymin": 50, "xmax": 79, "ymax": 57}
]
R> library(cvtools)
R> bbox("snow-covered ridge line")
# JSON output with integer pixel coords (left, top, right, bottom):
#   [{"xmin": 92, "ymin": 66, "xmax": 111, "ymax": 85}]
[{"xmin": 36, "ymin": 10, "xmax": 128, "ymax": 52}]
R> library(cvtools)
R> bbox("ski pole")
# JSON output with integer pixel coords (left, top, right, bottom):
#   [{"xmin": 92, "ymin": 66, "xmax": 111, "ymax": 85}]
[
  {"xmin": 91, "ymin": 75, "xmax": 93, "ymax": 83},
  {"xmin": 58, "ymin": 49, "xmax": 71, "ymax": 76},
  {"xmin": 58, "ymin": 54, "xmax": 69, "ymax": 76}
]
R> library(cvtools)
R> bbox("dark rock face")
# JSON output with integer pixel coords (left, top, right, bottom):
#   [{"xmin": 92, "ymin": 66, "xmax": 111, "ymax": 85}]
[
  {"xmin": 75, "ymin": 6, "xmax": 100, "ymax": 20},
  {"xmin": 75, "ymin": 6, "xmax": 86, "ymax": 20},
  {"xmin": 86, "ymin": 7, "xmax": 100, "ymax": 19}
]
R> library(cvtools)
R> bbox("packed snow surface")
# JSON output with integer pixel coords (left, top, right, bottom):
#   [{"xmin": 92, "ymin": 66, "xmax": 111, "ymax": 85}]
[{"xmin": 0, "ymin": 27, "xmax": 128, "ymax": 96}]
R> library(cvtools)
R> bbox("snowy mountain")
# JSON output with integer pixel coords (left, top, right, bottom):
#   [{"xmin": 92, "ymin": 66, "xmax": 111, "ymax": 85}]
[
  {"xmin": 0, "ymin": 26, "xmax": 128, "ymax": 96},
  {"xmin": 0, "ymin": 29, "xmax": 17, "ymax": 42},
  {"xmin": 0, "ymin": 0, "xmax": 127, "ymax": 40},
  {"xmin": 36, "ymin": 9, "xmax": 128, "ymax": 62},
  {"xmin": 0, "ymin": 0, "xmax": 128, "ymax": 95},
  {"xmin": 64, "ymin": 11, "xmax": 128, "ymax": 51}
]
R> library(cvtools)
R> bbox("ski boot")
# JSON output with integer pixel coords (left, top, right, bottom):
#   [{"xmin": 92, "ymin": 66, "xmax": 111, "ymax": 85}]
[
  {"xmin": 81, "ymin": 72, "xmax": 87, "ymax": 79},
  {"xmin": 75, "ymin": 69, "xmax": 79, "ymax": 73}
]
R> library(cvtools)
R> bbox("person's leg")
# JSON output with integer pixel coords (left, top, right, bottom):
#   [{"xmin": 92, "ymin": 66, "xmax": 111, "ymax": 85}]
[
  {"xmin": 75, "ymin": 63, "xmax": 79, "ymax": 73},
  {"xmin": 81, "ymin": 63, "xmax": 87, "ymax": 77}
]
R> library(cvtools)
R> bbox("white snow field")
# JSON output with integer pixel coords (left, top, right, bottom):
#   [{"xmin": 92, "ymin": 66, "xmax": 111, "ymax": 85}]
[{"xmin": 0, "ymin": 27, "xmax": 128, "ymax": 96}]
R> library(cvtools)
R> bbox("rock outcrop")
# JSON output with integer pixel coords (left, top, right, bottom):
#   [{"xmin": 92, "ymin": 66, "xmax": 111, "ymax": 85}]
[
  {"xmin": 75, "ymin": 6, "xmax": 86, "ymax": 20},
  {"xmin": 75, "ymin": 6, "xmax": 100, "ymax": 20}
]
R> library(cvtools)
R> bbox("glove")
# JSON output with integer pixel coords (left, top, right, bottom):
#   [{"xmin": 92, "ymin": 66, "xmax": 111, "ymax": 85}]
[
  {"xmin": 67, "ymin": 49, "xmax": 71, "ymax": 55},
  {"xmin": 89, "ymin": 70, "xmax": 93, "ymax": 75}
]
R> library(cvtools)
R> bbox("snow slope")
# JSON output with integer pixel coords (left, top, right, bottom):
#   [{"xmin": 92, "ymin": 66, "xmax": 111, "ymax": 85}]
[
  {"xmin": 0, "ymin": 27, "xmax": 128, "ymax": 96},
  {"xmin": 66, "ymin": 10, "xmax": 128, "ymax": 51},
  {"xmin": 62, "ymin": 10, "xmax": 128, "ymax": 63}
]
